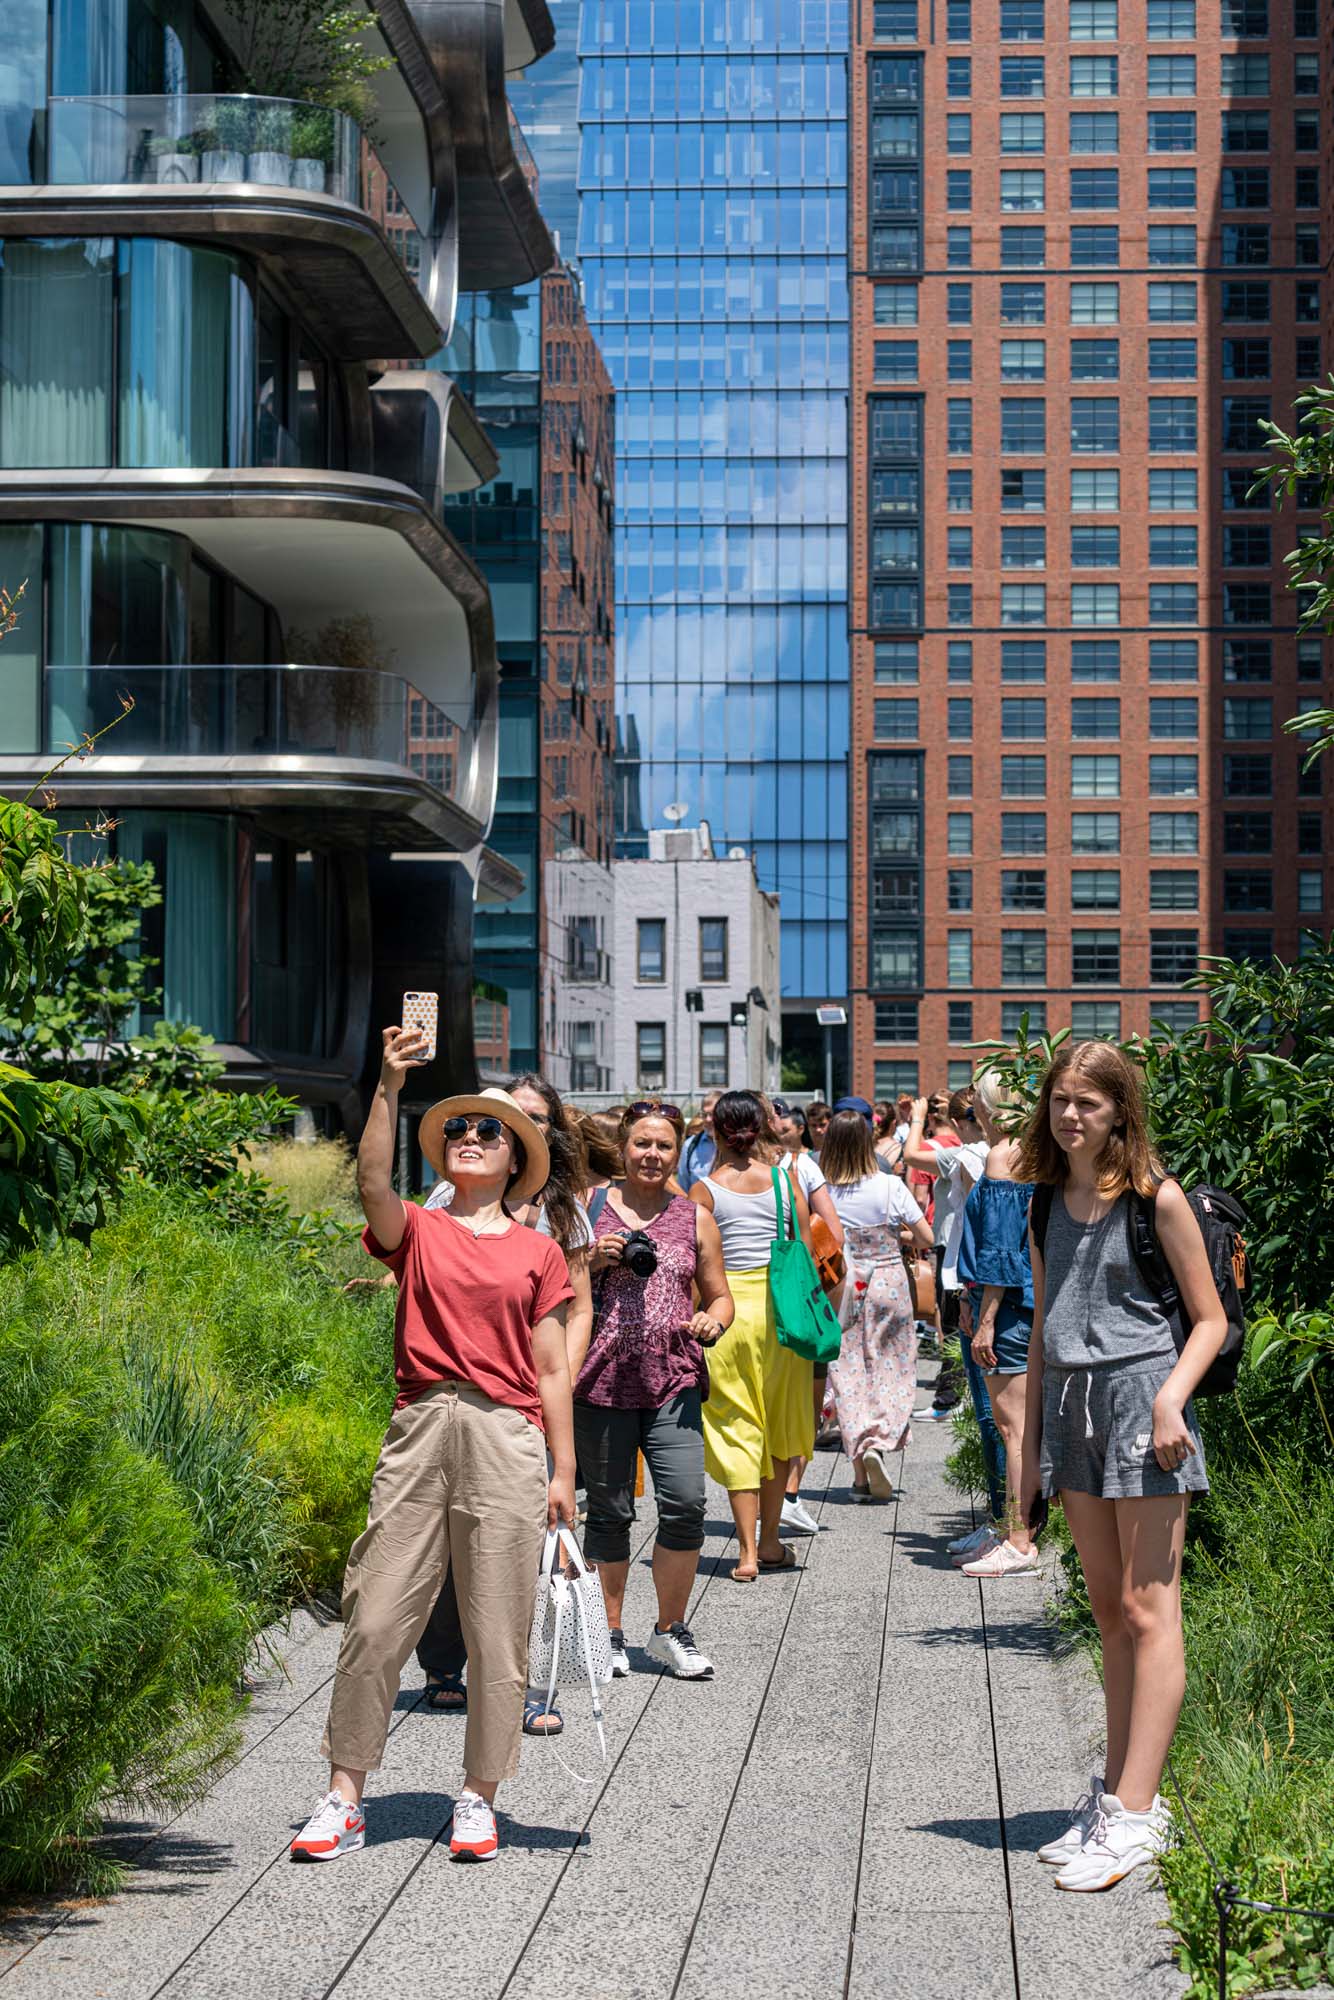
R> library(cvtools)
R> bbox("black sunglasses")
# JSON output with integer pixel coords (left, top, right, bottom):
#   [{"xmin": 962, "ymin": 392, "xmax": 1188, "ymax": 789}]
[
  {"xmin": 772, "ymin": 1099, "xmax": 804, "ymax": 1119},
  {"xmin": 442, "ymin": 1115, "xmax": 507, "ymax": 1144},
  {"xmin": 627, "ymin": 1100, "xmax": 683, "ymax": 1123}
]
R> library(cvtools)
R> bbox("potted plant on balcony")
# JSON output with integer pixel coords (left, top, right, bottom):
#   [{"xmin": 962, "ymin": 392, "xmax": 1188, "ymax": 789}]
[
  {"xmin": 149, "ymin": 130, "xmax": 200, "ymax": 184},
  {"xmin": 199, "ymin": 100, "xmax": 248, "ymax": 183},
  {"xmin": 247, "ymin": 101, "xmax": 293, "ymax": 185},
  {"xmin": 290, "ymin": 105, "xmax": 335, "ymax": 192}
]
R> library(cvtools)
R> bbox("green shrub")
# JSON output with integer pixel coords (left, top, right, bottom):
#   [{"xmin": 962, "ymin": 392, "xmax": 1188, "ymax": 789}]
[{"xmin": 0, "ymin": 1313, "xmax": 250, "ymax": 1894}]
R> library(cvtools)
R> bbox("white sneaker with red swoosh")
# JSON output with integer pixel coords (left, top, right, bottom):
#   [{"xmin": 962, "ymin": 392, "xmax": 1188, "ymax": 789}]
[
  {"xmin": 450, "ymin": 1789, "xmax": 500, "ymax": 1863},
  {"xmin": 290, "ymin": 1789, "xmax": 365, "ymax": 1861}
]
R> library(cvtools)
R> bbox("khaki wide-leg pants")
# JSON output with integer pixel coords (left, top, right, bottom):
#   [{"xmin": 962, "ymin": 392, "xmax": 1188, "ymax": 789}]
[{"xmin": 321, "ymin": 1381, "xmax": 547, "ymax": 1784}]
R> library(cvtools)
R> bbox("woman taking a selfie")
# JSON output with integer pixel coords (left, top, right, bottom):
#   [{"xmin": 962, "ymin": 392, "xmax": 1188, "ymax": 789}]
[
  {"xmin": 691, "ymin": 1090, "xmax": 816, "ymax": 1581},
  {"xmin": 1018, "ymin": 1041, "xmax": 1225, "ymax": 1892},
  {"xmin": 577, "ymin": 1102, "xmax": 734, "ymax": 1679},
  {"xmin": 291, "ymin": 1030, "xmax": 575, "ymax": 1868}
]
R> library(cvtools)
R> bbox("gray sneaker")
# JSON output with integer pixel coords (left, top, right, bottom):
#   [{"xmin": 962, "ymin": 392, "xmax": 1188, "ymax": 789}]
[{"xmin": 645, "ymin": 1622, "xmax": 714, "ymax": 1680}]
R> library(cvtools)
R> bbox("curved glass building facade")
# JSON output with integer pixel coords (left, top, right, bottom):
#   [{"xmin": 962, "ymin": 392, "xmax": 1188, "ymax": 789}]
[{"xmin": 576, "ymin": 0, "xmax": 850, "ymax": 1008}]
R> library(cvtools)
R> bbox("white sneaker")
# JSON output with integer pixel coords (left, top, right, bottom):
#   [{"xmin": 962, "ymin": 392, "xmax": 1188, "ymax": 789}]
[
  {"xmin": 1054, "ymin": 1793, "xmax": 1172, "ymax": 1892},
  {"xmin": 645, "ymin": 1621, "xmax": 715, "ymax": 1680},
  {"xmin": 609, "ymin": 1627, "xmax": 631, "ymax": 1676},
  {"xmin": 1037, "ymin": 1774, "xmax": 1105, "ymax": 1864},
  {"xmin": 961, "ymin": 1538, "xmax": 1041, "ymax": 1578},
  {"xmin": 781, "ymin": 1495, "xmax": 822, "ymax": 1535},
  {"xmin": 912, "ymin": 1405, "xmax": 953, "ymax": 1422},
  {"xmin": 949, "ymin": 1525, "xmax": 997, "ymax": 1562},
  {"xmin": 863, "ymin": 1447, "xmax": 896, "ymax": 1501},
  {"xmin": 290, "ymin": 1788, "xmax": 365, "ymax": 1862},
  {"xmin": 450, "ymin": 1788, "xmax": 499, "ymax": 1863}
]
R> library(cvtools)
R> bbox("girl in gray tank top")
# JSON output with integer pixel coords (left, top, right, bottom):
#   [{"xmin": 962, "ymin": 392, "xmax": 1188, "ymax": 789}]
[
  {"xmin": 1010, "ymin": 1040, "xmax": 1230, "ymax": 1896},
  {"xmin": 1039, "ymin": 1193, "xmax": 1178, "ymax": 1371}
]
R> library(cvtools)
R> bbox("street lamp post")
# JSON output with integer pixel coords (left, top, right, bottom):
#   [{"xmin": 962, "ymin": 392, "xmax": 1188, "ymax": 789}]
[{"xmin": 816, "ymin": 1003, "xmax": 847, "ymax": 1107}]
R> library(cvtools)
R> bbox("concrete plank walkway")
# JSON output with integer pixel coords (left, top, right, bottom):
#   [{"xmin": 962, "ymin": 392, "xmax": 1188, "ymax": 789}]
[{"xmin": 1, "ymin": 1364, "xmax": 1187, "ymax": 2000}]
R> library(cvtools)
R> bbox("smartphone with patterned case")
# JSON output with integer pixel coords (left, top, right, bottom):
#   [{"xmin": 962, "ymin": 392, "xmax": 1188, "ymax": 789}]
[{"xmin": 401, "ymin": 991, "xmax": 438, "ymax": 1063}]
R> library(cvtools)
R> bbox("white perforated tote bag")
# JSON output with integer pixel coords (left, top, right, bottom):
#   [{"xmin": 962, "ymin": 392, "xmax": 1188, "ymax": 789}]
[{"xmin": 527, "ymin": 1526, "xmax": 613, "ymax": 1775}]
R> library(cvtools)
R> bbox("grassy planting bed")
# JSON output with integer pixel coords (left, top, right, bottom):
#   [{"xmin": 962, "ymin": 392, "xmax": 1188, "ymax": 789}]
[{"xmin": 0, "ymin": 1187, "xmax": 393, "ymax": 1895}]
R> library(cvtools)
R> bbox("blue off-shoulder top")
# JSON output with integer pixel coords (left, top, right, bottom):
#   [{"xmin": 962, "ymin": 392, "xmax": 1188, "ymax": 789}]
[{"xmin": 956, "ymin": 1176, "xmax": 1035, "ymax": 1314}]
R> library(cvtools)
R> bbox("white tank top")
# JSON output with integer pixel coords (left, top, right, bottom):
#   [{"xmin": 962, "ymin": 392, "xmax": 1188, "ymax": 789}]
[{"xmin": 702, "ymin": 1172, "xmax": 794, "ymax": 1270}]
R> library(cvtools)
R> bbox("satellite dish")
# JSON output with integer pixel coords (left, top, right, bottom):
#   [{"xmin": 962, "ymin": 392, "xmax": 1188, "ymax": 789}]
[
  {"xmin": 727, "ymin": 845, "xmax": 748, "ymax": 859},
  {"xmin": 663, "ymin": 802, "xmax": 688, "ymax": 823}
]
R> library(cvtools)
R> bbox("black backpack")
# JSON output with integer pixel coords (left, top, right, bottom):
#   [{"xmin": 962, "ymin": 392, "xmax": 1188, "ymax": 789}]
[{"xmin": 1029, "ymin": 1180, "xmax": 1250, "ymax": 1397}]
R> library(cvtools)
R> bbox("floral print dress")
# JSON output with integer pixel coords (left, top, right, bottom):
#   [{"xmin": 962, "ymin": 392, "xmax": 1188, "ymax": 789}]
[{"xmin": 827, "ymin": 1175, "xmax": 922, "ymax": 1463}]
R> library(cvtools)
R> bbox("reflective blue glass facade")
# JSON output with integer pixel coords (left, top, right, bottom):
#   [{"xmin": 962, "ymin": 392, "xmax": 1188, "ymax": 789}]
[{"xmin": 576, "ymin": 0, "xmax": 850, "ymax": 1004}]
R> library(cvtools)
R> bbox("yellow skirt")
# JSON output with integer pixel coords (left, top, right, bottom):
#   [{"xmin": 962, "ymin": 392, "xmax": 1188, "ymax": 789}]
[{"xmin": 702, "ymin": 1266, "xmax": 815, "ymax": 1491}]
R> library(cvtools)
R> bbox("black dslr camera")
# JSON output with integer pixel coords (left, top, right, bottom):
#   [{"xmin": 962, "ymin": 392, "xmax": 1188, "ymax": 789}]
[{"xmin": 620, "ymin": 1229, "xmax": 659, "ymax": 1278}]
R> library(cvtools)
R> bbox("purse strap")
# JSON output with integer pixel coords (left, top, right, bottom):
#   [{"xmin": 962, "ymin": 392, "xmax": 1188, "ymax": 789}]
[{"xmin": 771, "ymin": 1166, "xmax": 795, "ymax": 1243}]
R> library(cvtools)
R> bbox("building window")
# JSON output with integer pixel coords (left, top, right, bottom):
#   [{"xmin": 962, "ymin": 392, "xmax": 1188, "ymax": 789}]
[
  {"xmin": 1070, "ymin": 55, "xmax": 1119, "ymax": 93},
  {"xmin": 1071, "ymin": 468, "xmax": 1119, "ymax": 510},
  {"xmin": 949, "ymin": 468, "xmax": 974, "ymax": 510},
  {"xmin": 1149, "ymin": 285, "xmax": 1197, "ymax": 327},
  {"xmin": 699, "ymin": 917, "xmax": 728, "ymax": 982},
  {"xmin": 1071, "ymin": 224, "xmax": 1120, "ymax": 265},
  {"xmin": 637, "ymin": 918, "xmax": 665, "ymax": 982},
  {"xmin": 1148, "ymin": 0, "xmax": 1196, "ymax": 27},
  {"xmin": 1003, "ymin": 468, "xmax": 1048, "ymax": 510},
  {"xmin": 876, "ymin": 1000, "xmax": 920, "ymax": 1040},
  {"xmin": 1001, "ymin": 755, "xmax": 1047, "ymax": 796},
  {"xmin": 1071, "ymin": 396, "xmax": 1121, "ymax": 452},
  {"xmin": 1223, "ymin": 812, "xmax": 1270, "ymax": 854},
  {"xmin": 948, "ymin": 339, "xmax": 973, "ymax": 381},
  {"xmin": 1071, "ymin": 0, "xmax": 1119, "ymax": 31},
  {"xmin": 1003, "ymin": 1001, "xmax": 1048, "ymax": 1033},
  {"xmin": 637, "ymin": 1022, "xmax": 666, "ymax": 1090},
  {"xmin": 1150, "ymin": 526, "xmax": 1199, "ymax": 565},
  {"xmin": 948, "ymin": 55, "xmax": 973, "ymax": 94},
  {"xmin": 1149, "ymin": 583, "xmax": 1199, "ymax": 623},
  {"xmin": 1002, "ymin": 226, "xmax": 1047, "ymax": 267},
  {"xmin": 1150, "ymin": 469, "xmax": 1197, "ymax": 510},
  {"xmin": 699, "ymin": 1023, "xmax": 728, "ymax": 1087},
  {"xmin": 1002, "ymin": 930, "xmax": 1048, "ymax": 982},
  {"xmin": 876, "ymin": 695, "xmax": 920, "ymax": 738},
  {"xmin": 1224, "ymin": 583, "xmax": 1271, "ymax": 625},
  {"xmin": 1001, "ymin": 282, "xmax": 1047, "ymax": 323},
  {"xmin": 1070, "ymin": 111, "xmax": 1120, "ymax": 151},
  {"xmin": 1073, "ymin": 639, "xmax": 1122, "ymax": 679},
  {"xmin": 1002, "ymin": 526, "xmax": 1047, "ymax": 568},
  {"xmin": 1004, "ymin": 0, "xmax": 1047, "ymax": 32},
  {"xmin": 948, "ymin": 584, "xmax": 973, "ymax": 624},
  {"xmin": 874, "ymin": 1061, "xmax": 921, "ymax": 1097},
  {"xmin": 948, "ymin": 113, "xmax": 972, "ymax": 152},
  {"xmin": 950, "ymin": 640, "xmax": 974, "ymax": 680},
  {"xmin": 1148, "ymin": 53, "xmax": 1197, "ymax": 92},
  {"xmin": 1001, "ymin": 56, "xmax": 1047, "ymax": 94},
  {"xmin": 1151, "ymin": 754, "xmax": 1200, "ymax": 795},
  {"xmin": 1150, "ymin": 931, "xmax": 1199, "ymax": 982},
  {"xmin": 1149, "ymin": 398, "xmax": 1197, "ymax": 450},
  {"xmin": 1002, "ymin": 584, "xmax": 1047, "ymax": 625},
  {"xmin": 948, "ymin": 169, "xmax": 973, "ymax": 210},
  {"xmin": 1149, "ymin": 112, "xmax": 1196, "ymax": 152},
  {"xmin": 1071, "ymin": 339, "xmax": 1119, "ymax": 381},
  {"xmin": 1002, "ymin": 112, "xmax": 1047, "ymax": 150},
  {"xmin": 1150, "ymin": 870, "xmax": 1199, "ymax": 909},
  {"xmin": 948, "ymin": 869, "xmax": 973, "ymax": 911},
  {"xmin": 1150, "ymin": 811, "xmax": 1200, "ymax": 852},
  {"xmin": 875, "ymin": 287, "xmax": 920, "ymax": 326},
  {"xmin": 1002, "ymin": 169, "xmax": 1047, "ymax": 212},
  {"xmin": 1003, "ymin": 811, "xmax": 1048, "ymax": 852},
  {"xmin": 876, "ymin": 640, "xmax": 919, "ymax": 683},
  {"xmin": 1071, "ymin": 583, "xmax": 1121, "ymax": 625},
  {"xmin": 948, "ymin": 398, "xmax": 973, "ymax": 452},
  {"xmin": 949, "ymin": 696, "xmax": 974, "ymax": 736},
  {"xmin": 1070, "ymin": 282, "xmax": 1119, "ymax": 323},
  {"xmin": 948, "ymin": 1001, "xmax": 974, "ymax": 1039},
  {"xmin": 1071, "ymin": 168, "xmax": 1120, "ymax": 209},
  {"xmin": 1002, "ymin": 695, "xmax": 1048, "ymax": 736},
  {"xmin": 875, "ymin": 0, "xmax": 920, "ymax": 34},
  {"xmin": 948, "ymin": 811, "xmax": 974, "ymax": 853},
  {"xmin": 948, "ymin": 282, "xmax": 973, "ymax": 324},
  {"xmin": 1072, "ymin": 811, "xmax": 1121, "ymax": 851},
  {"xmin": 1072, "ymin": 753, "xmax": 1121, "ymax": 795},
  {"xmin": 949, "ymin": 754, "xmax": 974, "ymax": 794},
  {"xmin": 1003, "ymin": 639, "xmax": 1048, "ymax": 678},
  {"xmin": 948, "ymin": 931, "xmax": 974, "ymax": 984},
  {"xmin": 1072, "ymin": 695, "xmax": 1121, "ymax": 736},
  {"xmin": 1223, "ymin": 696, "xmax": 1272, "ymax": 738},
  {"xmin": 1072, "ymin": 870, "xmax": 1121, "ymax": 909},
  {"xmin": 1153, "ymin": 1002, "xmax": 1200, "ymax": 1033},
  {"xmin": 1072, "ymin": 1001, "xmax": 1123, "ymax": 1037},
  {"xmin": 1072, "ymin": 931, "xmax": 1121, "ymax": 983},
  {"xmin": 1002, "ymin": 869, "xmax": 1048, "ymax": 909},
  {"xmin": 1001, "ymin": 398, "xmax": 1046, "ymax": 450},
  {"xmin": 1223, "ymin": 524, "xmax": 1271, "ymax": 565}
]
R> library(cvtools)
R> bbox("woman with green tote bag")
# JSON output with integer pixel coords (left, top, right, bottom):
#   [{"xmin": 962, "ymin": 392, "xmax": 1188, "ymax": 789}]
[
  {"xmin": 768, "ymin": 1164, "xmax": 844, "ymax": 1365},
  {"xmin": 691, "ymin": 1092, "xmax": 819, "ymax": 1580}
]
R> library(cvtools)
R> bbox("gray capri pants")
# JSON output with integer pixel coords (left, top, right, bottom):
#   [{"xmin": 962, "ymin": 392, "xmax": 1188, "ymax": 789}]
[{"xmin": 573, "ymin": 1390, "xmax": 707, "ymax": 1564}]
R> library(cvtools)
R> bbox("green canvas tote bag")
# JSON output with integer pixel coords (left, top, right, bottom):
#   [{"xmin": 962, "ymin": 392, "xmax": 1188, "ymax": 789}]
[{"xmin": 768, "ymin": 1168, "xmax": 843, "ymax": 1364}]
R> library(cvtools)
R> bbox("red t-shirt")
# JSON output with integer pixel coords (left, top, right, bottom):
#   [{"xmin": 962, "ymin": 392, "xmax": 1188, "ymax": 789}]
[{"xmin": 363, "ymin": 1203, "xmax": 574, "ymax": 1426}]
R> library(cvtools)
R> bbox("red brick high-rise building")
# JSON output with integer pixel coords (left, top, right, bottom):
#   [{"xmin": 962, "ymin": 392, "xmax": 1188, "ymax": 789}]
[{"xmin": 850, "ymin": 0, "xmax": 1330, "ymax": 1097}]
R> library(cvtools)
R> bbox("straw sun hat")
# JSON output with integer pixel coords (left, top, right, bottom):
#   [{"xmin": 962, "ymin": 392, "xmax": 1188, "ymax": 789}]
[{"xmin": 418, "ymin": 1088, "xmax": 550, "ymax": 1205}]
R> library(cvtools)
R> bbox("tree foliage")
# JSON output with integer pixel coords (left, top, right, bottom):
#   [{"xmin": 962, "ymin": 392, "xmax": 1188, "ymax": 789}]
[
  {"xmin": 1260, "ymin": 383, "xmax": 1334, "ymax": 764},
  {"xmin": 0, "ymin": 858, "xmax": 162, "ymax": 1081},
  {"xmin": 224, "ymin": 2, "xmax": 394, "ymax": 124}
]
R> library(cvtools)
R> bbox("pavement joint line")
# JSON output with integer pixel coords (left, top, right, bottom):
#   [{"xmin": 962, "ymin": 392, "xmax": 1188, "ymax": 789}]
[
  {"xmin": 664, "ymin": 1459, "xmax": 830, "ymax": 2000},
  {"xmin": 975, "ymin": 1568, "xmax": 1024, "ymax": 2000},
  {"xmin": 840, "ymin": 1482, "xmax": 899, "ymax": 2000},
  {"xmin": 144, "ymin": 1678, "xmax": 431, "ymax": 2000},
  {"xmin": 493, "ymin": 1504, "xmax": 745, "ymax": 2000},
  {"xmin": 324, "ymin": 1512, "xmax": 671, "ymax": 2000},
  {"xmin": 0, "ymin": 1640, "xmax": 342, "ymax": 1988}
]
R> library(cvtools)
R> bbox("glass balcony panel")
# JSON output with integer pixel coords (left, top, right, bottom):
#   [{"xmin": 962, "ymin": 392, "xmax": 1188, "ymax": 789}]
[{"xmin": 43, "ymin": 665, "xmax": 474, "ymax": 815}]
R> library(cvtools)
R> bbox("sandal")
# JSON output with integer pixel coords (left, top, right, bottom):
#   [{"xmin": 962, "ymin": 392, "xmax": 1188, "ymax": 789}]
[
  {"xmin": 523, "ymin": 1691, "xmax": 564, "ymax": 1736},
  {"xmin": 758, "ymin": 1547, "xmax": 797, "ymax": 1572},
  {"xmin": 730, "ymin": 1563, "xmax": 758, "ymax": 1583},
  {"xmin": 424, "ymin": 1672, "xmax": 466, "ymax": 1712}
]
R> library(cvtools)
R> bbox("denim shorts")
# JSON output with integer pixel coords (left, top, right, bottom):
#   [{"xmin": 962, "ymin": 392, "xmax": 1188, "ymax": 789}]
[
  {"xmin": 1040, "ymin": 1353, "xmax": 1208, "ymax": 1500},
  {"xmin": 979, "ymin": 1301, "xmax": 1033, "ymax": 1377}
]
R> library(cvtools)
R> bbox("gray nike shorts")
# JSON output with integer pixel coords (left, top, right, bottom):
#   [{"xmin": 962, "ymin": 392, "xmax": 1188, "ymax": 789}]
[{"xmin": 1040, "ymin": 1353, "xmax": 1208, "ymax": 1500}]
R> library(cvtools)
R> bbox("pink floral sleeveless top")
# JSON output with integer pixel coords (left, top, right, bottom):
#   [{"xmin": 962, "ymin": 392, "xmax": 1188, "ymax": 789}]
[{"xmin": 574, "ymin": 1193, "xmax": 705, "ymax": 1409}]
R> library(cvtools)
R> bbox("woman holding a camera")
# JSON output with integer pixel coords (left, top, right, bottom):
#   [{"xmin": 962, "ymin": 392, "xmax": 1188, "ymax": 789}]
[{"xmin": 577, "ymin": 1103, "xmax": 734, "ymax": 1679}]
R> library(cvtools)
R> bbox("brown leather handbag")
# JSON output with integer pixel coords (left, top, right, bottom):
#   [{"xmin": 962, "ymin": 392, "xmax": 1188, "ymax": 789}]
[
  {"xmin": 901, "ymin": 1233, "xmax": 937, "ymax": 1320},
  {"xmin": 811, "ymin": 1213, "xmax": 846, "ymax": 1294}
]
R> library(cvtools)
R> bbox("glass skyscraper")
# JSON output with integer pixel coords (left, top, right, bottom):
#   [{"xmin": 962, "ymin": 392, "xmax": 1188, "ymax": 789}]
[{"xmin": 575, "ymin": 0, "xmax": 850, "ymax": 1014}]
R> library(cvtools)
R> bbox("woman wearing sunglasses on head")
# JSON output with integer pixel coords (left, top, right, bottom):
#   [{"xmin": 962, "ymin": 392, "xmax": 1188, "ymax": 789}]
[
  {"xmin": 578, "ymin": 1101, "xmax": 734, "ymax": 1679},
  {"xmin": 290, "ymin": 1030, "xmax": 575, "ymax": 1869}
]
